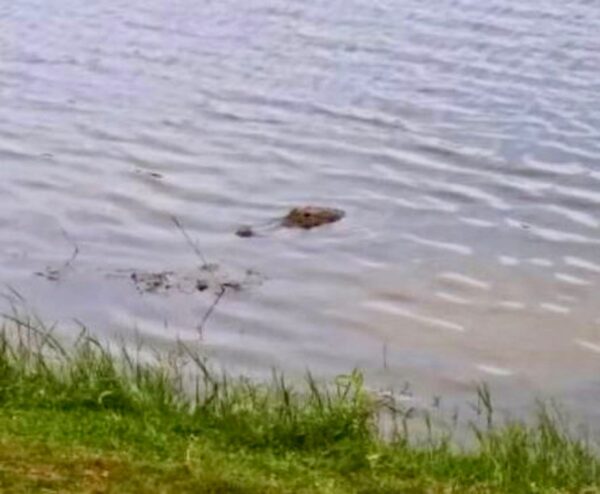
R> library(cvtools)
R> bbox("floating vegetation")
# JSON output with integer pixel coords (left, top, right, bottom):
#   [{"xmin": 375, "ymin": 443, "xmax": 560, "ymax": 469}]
[{"xmin": 127, "ymin": 266, "xmax": 263, "ymax": 295}]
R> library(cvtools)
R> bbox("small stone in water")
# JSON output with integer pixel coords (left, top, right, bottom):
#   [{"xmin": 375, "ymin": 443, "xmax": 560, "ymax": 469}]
[{"xmin": 236, "ymin": 225, "xmax": 255, "ymax": 238}]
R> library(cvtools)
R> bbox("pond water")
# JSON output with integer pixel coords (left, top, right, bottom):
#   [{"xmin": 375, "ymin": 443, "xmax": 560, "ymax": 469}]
[{"xmin": 2, "ymin": 0, "xmax": 600, "ymax": 419}]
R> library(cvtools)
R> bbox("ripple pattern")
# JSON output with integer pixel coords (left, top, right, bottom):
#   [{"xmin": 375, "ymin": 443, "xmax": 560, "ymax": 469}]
[{"xmin": 1, "ymin": 0, "xmax": 600, "ymax": 418}]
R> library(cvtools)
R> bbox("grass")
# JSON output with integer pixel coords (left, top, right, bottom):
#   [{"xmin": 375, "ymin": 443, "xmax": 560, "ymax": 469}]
[{"xmin": 0, "ymin": 315, "xmax": 599, "ymax": 493}]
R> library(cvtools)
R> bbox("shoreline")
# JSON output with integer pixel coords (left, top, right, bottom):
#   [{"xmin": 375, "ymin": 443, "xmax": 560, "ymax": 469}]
[{"xmin": 0, "ymin": 318, "xmax": 599, "ymax": 493}]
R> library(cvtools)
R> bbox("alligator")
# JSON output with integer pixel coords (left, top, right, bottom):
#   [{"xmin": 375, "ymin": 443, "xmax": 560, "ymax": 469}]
[{"xmin": 236, "ymin": 206, "xmax": 345, "ymax": 238}]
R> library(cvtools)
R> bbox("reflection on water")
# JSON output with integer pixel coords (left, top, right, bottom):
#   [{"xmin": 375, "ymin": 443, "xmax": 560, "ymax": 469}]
[{"xmin": 1, "ymin": 0, "xmax": 600, "ymax": 418}]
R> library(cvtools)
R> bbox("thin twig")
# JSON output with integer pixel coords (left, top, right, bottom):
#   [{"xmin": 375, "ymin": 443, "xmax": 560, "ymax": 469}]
[
  {"xmin": 35, "ymin": 230, "xmax": 80, "ymax": 282},
  {"xmin": 3, "ymin": 285, "xmax": 26, "ymax": 304},
  {"xmin": 60, "ymin": 229, "xmax": 80, "ymax": 271},
  {"xmin": 382, "ymin": 342, "xmax": 388, "ymax": 371},
  {"xmin": 170, "ymin": 216, "xmax": 209, "ymax": 267},
  {"xmin": 197, "ymin": 285, "xmax": 226, "ymax": 338}
]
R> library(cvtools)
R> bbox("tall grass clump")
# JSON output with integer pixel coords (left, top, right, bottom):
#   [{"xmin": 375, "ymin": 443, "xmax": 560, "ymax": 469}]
[
  {"xmin": 468, "ymin": 393, "xmax": 599, "ymax": 491},
  {"xmin": 1, "ymin": 313, "xmax": 599, "ymax": 493},
  {"xmin": 0, "ymin": 313, "xmax": 374, "ymax": 452},
  {"xmin": 376, "ymin": 386, "xmax": 600, "ymax": 492}
]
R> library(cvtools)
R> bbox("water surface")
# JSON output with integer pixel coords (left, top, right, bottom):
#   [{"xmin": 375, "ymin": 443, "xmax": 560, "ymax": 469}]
[{"xmin": 2, "ymin": 0, "xmax": 600, "ymax": 418}]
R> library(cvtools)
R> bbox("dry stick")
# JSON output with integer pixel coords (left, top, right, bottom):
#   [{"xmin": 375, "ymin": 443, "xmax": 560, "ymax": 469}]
[
  {"xmin": 50, "ymin": 244, "xmax": 80, "ymax": 279},
  {"xmin": 194, "ymin": 269, "xmax": 257, "ymax": 337},
  {"xmin": 60, "ymin": 228, "xmax": 80, "ymax": 272},
  {"xmin": 170, "ymin": 216, "xmax": 209, "ymax": 268},
  {"xmin": 63, "ymin": 245, "xmax": 79, "ymax": 271},
  {"xmin": 38, "ymin": 230, "xmax": 80, "ymax": 281},
  {"xmin": 197, "ymin": 285, "xmax": 226, "ymax": 338},
  {"xmin": 382, "ymin": 342, "xmax": 388, "ymax": 371},
  {"xmin": 170, "ymin": 215, "xmax": 227, "ymax": 337}
]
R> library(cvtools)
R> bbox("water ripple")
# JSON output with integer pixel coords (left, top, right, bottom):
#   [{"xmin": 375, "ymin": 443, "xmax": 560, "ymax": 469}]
[{"xmin": 2, "ymin": 0, "xmax": 600, "ymax": 420}]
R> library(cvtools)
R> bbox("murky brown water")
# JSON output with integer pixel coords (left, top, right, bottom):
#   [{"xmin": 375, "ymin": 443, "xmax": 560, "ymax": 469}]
[{"xmin": 2, "ymin": 0, "xmax": 600, "ymax": 418}]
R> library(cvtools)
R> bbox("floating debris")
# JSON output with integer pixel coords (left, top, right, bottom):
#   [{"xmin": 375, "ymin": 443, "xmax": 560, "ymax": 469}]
[
  {"xmin": 35, "ymin": 267, "xmax": 63, "ymax": 282},
  {"xmin": 135, "ymin": 168, "xmax": 163, "ymax": 179},
  {"xmin": 130, "ymin": 271, "xmax": 175, "ymax": 294},
  {"xmin": 126, "ymin": 266, "xmax": 264, "ymax": 295},
  {"xmin": 196, "ymin": 280, "xmax": 209, "ymax": 292},
  {"xmin": 235, "ymin": 225, "xmax": 255, "ymax": 238}
]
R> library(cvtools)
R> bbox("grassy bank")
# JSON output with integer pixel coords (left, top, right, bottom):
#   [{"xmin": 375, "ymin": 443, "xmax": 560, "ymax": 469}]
[{"xmin": 0, "ymin": 318, "xmax": 599, "ymax": 493}]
